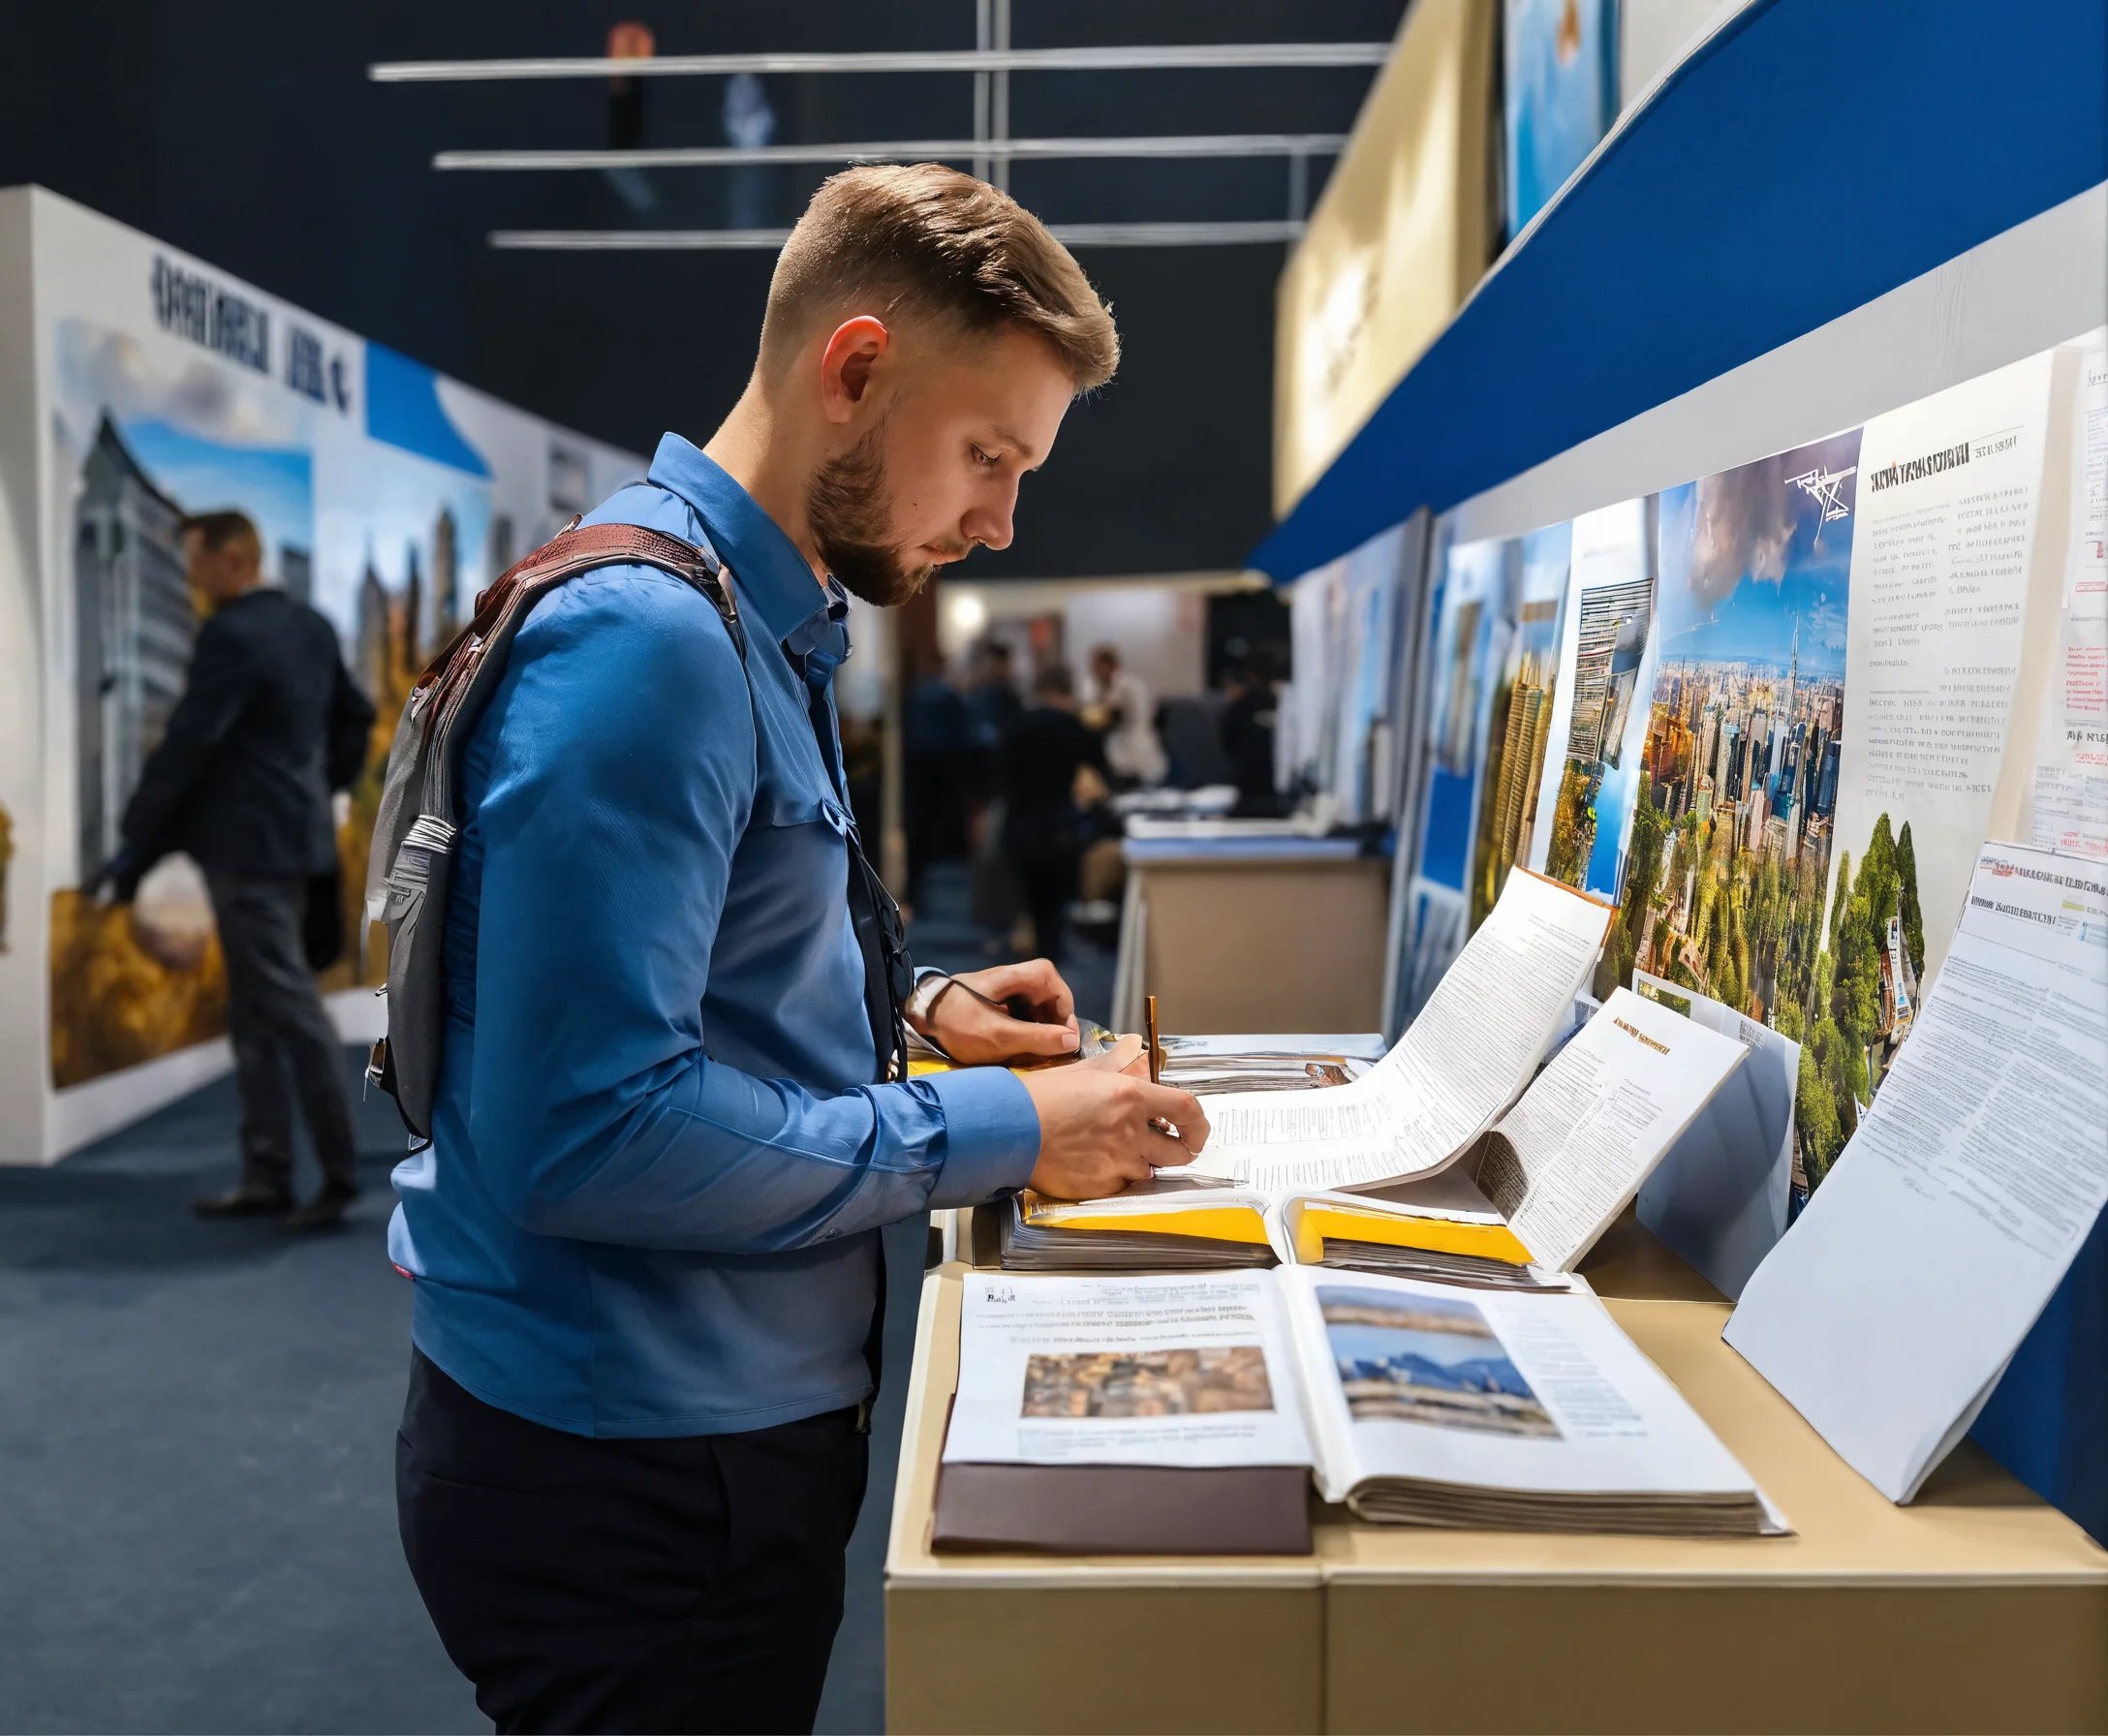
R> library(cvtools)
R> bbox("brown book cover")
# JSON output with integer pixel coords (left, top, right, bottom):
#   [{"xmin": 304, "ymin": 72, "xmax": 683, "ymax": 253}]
[{"xmin": 932, "ymin": 1461, "xmax": 1313, "ymax": 1555}]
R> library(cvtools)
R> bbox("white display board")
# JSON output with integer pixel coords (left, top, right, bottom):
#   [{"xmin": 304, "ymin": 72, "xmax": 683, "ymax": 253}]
[{"xmin": 0, "ymin": 187, "xmax": 644, "ymax": 1164}]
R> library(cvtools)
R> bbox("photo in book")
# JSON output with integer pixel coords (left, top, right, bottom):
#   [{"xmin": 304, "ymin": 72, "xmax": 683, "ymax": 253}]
[{"xmin": 1319, "ymin": 1283, "xmax": 1560, "ymax": 1438}]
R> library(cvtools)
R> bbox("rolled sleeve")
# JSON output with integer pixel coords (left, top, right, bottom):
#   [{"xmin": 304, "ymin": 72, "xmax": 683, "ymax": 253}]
[{"xmin": 924, "ymin": 1066, "xmax": 1041, "ymax": 1208}]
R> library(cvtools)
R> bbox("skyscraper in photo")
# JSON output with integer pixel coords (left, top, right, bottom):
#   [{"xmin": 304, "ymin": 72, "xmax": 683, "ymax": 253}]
[
  {"xmin": 1566, "ymin": 577, "xmax": 1653, "ymax": 764},
  {"xmin": 433, "ymin": 506, "xmax": 460, "ymax": 643}
]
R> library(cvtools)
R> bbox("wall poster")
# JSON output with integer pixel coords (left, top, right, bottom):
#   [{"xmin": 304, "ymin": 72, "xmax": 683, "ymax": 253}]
[
  {"xmin": 1400, "ymin": 534, "xmax": 1514, "ymax": 1020},
  {"xmin": 3, "ymin": 189, "xmax": 640, "ymax": 1162}
]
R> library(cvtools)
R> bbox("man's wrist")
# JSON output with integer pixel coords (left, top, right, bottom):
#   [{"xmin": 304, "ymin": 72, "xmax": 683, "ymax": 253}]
[{"xmin": 904, "ymin": 969, "xmax": 953, "ymax": 1033}]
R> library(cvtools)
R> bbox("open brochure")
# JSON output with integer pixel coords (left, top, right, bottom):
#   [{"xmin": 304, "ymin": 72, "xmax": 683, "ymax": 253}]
[
  {"xmin": 1186, "ymin": 867, "xmax": 1613, "ymax": 1192},
  {"xmin": 1724, "ymin": 842, "xmax": 2108, "ymax": 1504},
  {"xmin": 943, "ymin": 1269, "xmax": 1785, "ymax": 1539},
  {"xmin": 999, "ymin": 987, "xmax": 1745, "ymax": 1283},
  {"xmin": 1473, "ymin": 986, "xmax": 1749, "ymax": 1272}
]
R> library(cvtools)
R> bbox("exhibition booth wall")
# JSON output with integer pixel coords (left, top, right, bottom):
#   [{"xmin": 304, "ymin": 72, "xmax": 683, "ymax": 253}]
[
  {"xmin": 1247, "ymin": 0, "xmax": 2106, "ymax": 1540},
  {"xmin": 0, "ymin": 187, "xmax": 641, "ymax": 1165}
]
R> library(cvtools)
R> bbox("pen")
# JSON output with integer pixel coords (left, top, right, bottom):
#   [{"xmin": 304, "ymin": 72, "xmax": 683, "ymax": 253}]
[{"xmin": 1146, "ymin": 994, "xmax": 1161, "ymax": 1085}]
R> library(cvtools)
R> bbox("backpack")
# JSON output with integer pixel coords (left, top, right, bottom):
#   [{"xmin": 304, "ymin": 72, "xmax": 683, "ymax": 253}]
[{"xmin": 361, "ymin": 520, "xmax": 747, "ymax": 1140}]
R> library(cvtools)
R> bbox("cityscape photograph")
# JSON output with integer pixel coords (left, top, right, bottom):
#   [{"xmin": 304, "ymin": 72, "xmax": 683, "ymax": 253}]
[
  {"xmin": 1609, "ymin": 430, "xmax": 1916, "ymax": 1194},
  {"xmin": 1470, "ymin": 525, "xmax": 1570, "ymax": 929},
  {"xmin": 1019, "ymin": 1346, "xmax": 1277, "ymax": 1419}
]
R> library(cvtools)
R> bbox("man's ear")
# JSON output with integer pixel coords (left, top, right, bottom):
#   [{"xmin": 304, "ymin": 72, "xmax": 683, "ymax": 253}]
[{"xmin": 819, "ymin": 316, "xmax": 891, "ymax": 424}]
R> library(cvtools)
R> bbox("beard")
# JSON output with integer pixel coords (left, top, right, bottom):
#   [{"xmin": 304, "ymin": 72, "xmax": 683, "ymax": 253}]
[{"xmin": 806, "ymin": 417, "xmax": 963, "ymax": 607}]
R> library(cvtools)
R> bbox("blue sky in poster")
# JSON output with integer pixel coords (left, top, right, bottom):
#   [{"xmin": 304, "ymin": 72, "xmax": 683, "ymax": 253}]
[
  {"xmin": 120, "ymin": 418, "xmax": 313, "ymax": 579},
  {"xmin": 1585, "ymin": 760, "xmax": 1638, "ymax": 893},
  {"xmin": 1655, "ymin": 428, "xmax": 1862, "ymax": 679}
]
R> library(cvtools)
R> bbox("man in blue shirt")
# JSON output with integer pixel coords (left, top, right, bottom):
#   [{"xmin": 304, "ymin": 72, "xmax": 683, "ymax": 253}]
[{"xmin": 391, "ymin": 164, "xmax": 1210, "ymax": 1735}]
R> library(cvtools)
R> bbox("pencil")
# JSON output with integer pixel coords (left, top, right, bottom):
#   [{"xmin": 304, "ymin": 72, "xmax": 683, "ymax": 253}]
[{"xmin": 1145, "ymin": 994, "xmax": 1161, "ymax": 1085}]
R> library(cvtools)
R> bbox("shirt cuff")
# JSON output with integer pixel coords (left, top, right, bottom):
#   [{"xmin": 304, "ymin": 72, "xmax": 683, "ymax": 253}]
[{"xmin": 925, "ymin": 1066, "xmax": 1041, "ymax": 1208}]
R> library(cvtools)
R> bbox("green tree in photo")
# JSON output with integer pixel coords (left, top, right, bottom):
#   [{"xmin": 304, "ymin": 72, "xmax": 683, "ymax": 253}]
[
  {"xmin": 1896, "ymin": 821, "xmax": 1925, "ymax": 976},
  {"xmin": 1545, "ymin": 763, "xmax": 1591, "ymax": 884}
]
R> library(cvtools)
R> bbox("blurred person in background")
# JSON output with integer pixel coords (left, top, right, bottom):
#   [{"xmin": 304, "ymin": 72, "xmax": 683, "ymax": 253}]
[
  {"xmin": 1085, "ymin": 642, "xmax": 1166, "ymax": 788},
  {"xmin": 1000, "ymin": 663, "xmax": 1106, "ymax": 963},
  {"xmin": 102, "ymin": 509, "xmax": 377, "ymax": 1230},
  {"xmin": 965, "ymin": 638, "xmax": 1025, "ymax": 947},
  {"xmin": 900, "ymin": 645, "xmax": 971, "ymax": 914},
  {"xmin": 1222, "ymin": 645, "xmax": 1287, "ymax": 819}
]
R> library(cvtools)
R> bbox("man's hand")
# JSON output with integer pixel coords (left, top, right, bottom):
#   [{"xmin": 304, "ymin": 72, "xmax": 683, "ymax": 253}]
[
  {"xmin": 1018, "ymin": 1041, "xmax": 1211, "ymax": 1201},
  {"xmin": 918, "ymin": 958, "xmax": 1080, "ymax": 1065},
  {"xmin": 92, "ymin": 850, "xmax": 143, "ymax": 907}
]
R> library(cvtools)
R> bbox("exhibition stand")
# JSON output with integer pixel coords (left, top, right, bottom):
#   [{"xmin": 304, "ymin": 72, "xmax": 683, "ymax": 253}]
[
  {"xmin": 894, "ymin": 4, "xmax": 2108, "ymax": 1717},
  {"xmin": 885, "ymin": 1212, "xmax": 2108, "ymax": 1735},
  {"xmin": 1107, "ymin": 836, "xmax": 1387, "ymax": 1035}
]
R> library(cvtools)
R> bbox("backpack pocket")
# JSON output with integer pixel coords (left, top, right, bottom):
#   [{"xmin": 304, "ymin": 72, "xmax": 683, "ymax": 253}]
[{"xmin": 379, "ymin": 815, "xmax": 459, "ymax": 1141}]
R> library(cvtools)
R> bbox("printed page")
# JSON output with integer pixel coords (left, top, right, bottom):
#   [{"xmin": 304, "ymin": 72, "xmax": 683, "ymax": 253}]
[
  {"xmin": 1724, "ymin": 842, "xmax": 2108, "ymax": 1502},
  {"xmin": 2024, "ymin": 331, "xmax": 2108, "ymax": 859},
  {"xmin": 1189, "ymin": 870, "xmax": 1611, "ymax": 1191},
  {"xmin": 1277, "ymin": 1267, "xmax": 1764, "ymax": 1505},
  {"xmin": 1827, "ymin": 350, "xmax": 2058, "ymax": 998},
  {"xmin": 1475, "ymin": 987, "xmax": 1749, "ymax": 1271},
  {"xmin": 944, "ymin": 1272, "xmax": 1313, "ymax": 1470}
]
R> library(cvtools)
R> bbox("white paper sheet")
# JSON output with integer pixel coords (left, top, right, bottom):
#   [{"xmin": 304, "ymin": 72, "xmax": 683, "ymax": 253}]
[
  {"xmin": 1724, "ymin": 842, "xmax": 2108, "ymax": 1502},
  {"xmin": 945, "ymin": 1272, "xmax": 1313, "ymax": 1469},
  {"xmin": 1631, "ymin": 971, "xmax": 1799, "ymax": 1299},
  {"xmin": 1475, "ymin": 988, "xmax": 1748, "ymax": 1272},
  {"xmin": 1188, "ymin": 870, "xmax": 1610, "ymax": 1191},
  {"xmin": 2026, "ymin": 330, "xmax": 2108, "ymax": 859}
]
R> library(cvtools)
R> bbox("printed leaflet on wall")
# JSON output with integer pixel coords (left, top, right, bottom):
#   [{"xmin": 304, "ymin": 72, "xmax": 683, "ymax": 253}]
[{"xmin": 1723, "ymin": 841, "xmax": 2108, "ymax": 1503}]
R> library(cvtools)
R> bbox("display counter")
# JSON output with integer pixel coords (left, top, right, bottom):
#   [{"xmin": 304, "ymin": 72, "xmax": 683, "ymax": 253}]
[
  {"xmin": 885, "ymin": 1216, "xmax": 2108, "ymax": 1734},
  {"xmin": 1109, "ymin": 839, "xmax": 1390, "ymax": 1035}
]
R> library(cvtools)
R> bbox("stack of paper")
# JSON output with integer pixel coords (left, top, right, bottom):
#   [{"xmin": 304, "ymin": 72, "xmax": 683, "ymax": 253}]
[
  {"xmin": 1284, "ymin": 1176, "xmax": 1554, "ymax": 1288},
  {"xmin": 1156, "ymin": 1033, "xmax": 1382, "ymax": 1095},
  {"xmin": 998, "ymin": 1182, "xmax": 1280, "ymax": 1272}
]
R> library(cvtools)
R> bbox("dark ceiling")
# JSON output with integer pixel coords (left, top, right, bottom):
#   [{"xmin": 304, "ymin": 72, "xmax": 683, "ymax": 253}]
[{"xmin": 5, "ymin": 0, "xmax": 1406, "ymax": 577}]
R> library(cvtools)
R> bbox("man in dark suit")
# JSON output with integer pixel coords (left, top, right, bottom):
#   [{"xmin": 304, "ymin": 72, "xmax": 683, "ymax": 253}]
[{"xmin": 109, "ymin": 510, "xmax": 377, "ymax": 1231}]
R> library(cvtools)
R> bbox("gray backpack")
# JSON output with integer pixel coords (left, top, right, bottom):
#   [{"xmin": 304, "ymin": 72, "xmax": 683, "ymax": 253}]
[{"xmin": 361, "ymin": 519, "xmax": 746, "ymax": 1139}]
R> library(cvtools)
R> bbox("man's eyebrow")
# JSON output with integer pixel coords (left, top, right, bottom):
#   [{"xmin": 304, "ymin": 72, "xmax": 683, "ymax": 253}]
[{"xmin": 992, "ymin": 425, "xmax": 1043, "ymax": 469}]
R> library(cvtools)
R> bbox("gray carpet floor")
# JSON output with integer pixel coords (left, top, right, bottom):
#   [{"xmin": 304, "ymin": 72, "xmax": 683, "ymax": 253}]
[{"xmin": 0, "ymin": 864, "xmax": 1108, "ymax": 1734}]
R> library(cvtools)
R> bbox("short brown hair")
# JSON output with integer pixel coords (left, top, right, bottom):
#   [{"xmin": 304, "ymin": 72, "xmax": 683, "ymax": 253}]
[
  {"xmin": 178, "ymin": 509, "xmax": 262, "ymax": 558},
  {"xmin": 760, "ymin": 164, "xmax": 1119, "ymax": 390}
]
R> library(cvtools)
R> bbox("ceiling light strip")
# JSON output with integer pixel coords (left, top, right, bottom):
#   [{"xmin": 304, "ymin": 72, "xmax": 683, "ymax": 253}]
[
  {"xmin": 436, "ymin": 134, "xmax": 1348, "ymax": 170},
  {"xmin": 373, "ymin": 43, "xmax": 1390, "ymax": 82},
  {"xmin": 486, "ymin": 220, "xmax": 1307, "ymax": 249}
]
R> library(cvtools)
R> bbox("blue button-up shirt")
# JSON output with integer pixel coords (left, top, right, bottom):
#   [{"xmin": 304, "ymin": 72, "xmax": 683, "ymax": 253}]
[{"xmin": 388, "ymin": 434, "xmax": 1041, "ymax": 1438}]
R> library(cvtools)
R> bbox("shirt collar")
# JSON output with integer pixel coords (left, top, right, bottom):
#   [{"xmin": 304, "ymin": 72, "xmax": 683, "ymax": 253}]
[{"xmin": 645, "ymin": 432, "xmax": 844, "ymax": 654}]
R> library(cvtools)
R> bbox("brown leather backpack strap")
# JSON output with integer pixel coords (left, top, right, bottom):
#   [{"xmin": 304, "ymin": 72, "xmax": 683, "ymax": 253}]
[{"xmin": 419, "ymin": 520, "xmax": 741, "ymax": 690}]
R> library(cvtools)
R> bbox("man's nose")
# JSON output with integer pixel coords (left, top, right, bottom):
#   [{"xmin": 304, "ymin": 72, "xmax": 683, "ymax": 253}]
[{"xmin": 964, "ymin": 484, "xmax": 1017, "ymax": 553}]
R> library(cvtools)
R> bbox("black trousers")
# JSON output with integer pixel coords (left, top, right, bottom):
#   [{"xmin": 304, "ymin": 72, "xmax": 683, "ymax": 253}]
[
  {"xmin": 202, "ymin": 869, "xmax": 356, "ymax": 1194},
  {"xmin": 397, "ymin": 1351, "xmax": 869, "ymax": 1735}
]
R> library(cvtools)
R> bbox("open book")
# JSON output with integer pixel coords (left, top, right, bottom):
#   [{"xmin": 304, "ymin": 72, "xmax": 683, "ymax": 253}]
[
  {"xmin": 939, "ymin": 1268, "xmax": 1785, "ymax": 1544},
  {"xmin": 1000, "ymin": 985, "xmax": 1748, "ymax": 1283},
  {"xmin": 1186, "ymin": 869, "xmax": 1613, "ymax": 1192}
]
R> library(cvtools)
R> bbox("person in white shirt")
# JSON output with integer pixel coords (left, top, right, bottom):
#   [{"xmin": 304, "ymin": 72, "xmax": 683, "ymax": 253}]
[{"xmin": 1086, "ymin": 644, "xmax": 1167, "ymax": 787}]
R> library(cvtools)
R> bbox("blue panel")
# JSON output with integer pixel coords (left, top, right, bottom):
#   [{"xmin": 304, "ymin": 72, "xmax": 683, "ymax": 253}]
[
  {"xmin": 365, "ymin": 342, "xmax": 492, "ymax": 479},
  {"xmin": 1254, "ymin": 0, "xmax": 2108, "ymax": 580},
  {"xmin": 1969, "ymin": 1209, "xmax": 2108, "ymax": 1547}
]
